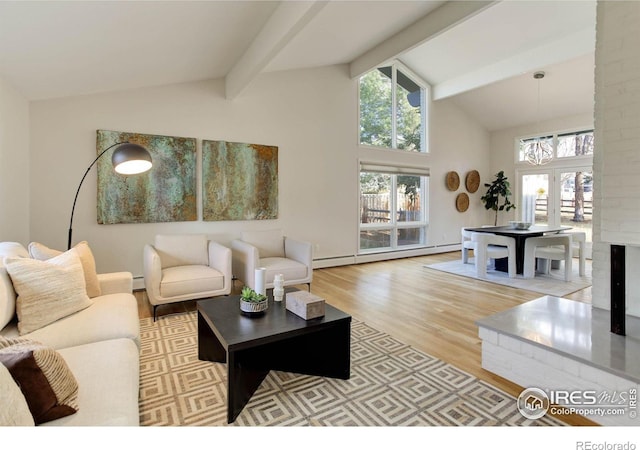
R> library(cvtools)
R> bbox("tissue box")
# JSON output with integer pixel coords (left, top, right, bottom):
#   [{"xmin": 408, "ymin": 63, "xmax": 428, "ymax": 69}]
[{"xmin": 286, "ymin": 291, "xmax": 325, "ymax": 320}]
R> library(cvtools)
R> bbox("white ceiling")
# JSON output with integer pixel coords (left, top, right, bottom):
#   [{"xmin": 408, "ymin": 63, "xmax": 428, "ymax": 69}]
[{"xmin": 0, "ymin": 0, "xmax": 597, "ymax": 132}]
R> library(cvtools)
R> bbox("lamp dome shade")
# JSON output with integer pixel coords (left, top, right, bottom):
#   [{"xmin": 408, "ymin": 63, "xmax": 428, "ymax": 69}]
[{"xmin": 112, "ymin": 143, "xmax": 152, "ymax": 175}]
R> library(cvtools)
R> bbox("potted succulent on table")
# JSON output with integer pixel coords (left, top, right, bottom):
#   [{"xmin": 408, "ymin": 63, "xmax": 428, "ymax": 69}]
[{"xmin": 239, "ymin": 286, "xmax": 268, "ymax": 314}]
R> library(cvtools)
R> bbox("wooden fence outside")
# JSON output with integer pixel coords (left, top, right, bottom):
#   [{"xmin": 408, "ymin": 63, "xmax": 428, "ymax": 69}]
[
  {"xmin": 360, "ymin": 193, "xmax": 421, "ymax": 223},
  {"xmin": 535, "ymin": 198, "xmax": 593, "ymax": 221}
]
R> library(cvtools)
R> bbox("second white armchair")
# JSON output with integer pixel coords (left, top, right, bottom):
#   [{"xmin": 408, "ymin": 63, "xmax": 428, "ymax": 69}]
[{"xmin": 231, "ymin": 229, "xmax": 313, "ymax": 291}]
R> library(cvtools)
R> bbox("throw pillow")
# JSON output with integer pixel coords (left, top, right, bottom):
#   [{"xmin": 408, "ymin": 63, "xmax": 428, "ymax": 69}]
[
  {"xmin": 0, "ymin": 359, "xmax": 34, "ymax": 426},
  {"xmin": 28, "ymin": 241, "xmax": 101, "ymax": 298},
  {"xmin": 0, "ymin": 337, "xmax": 78, "ymax": 425},
  {"xmin": 5, "ymin": 249, "xmax": 92, "ymax": 335}
]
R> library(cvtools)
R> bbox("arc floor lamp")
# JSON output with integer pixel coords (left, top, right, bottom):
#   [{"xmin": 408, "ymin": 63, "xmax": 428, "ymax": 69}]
[{"xmin": 68, "ymin": 142, "xmax": 152, "ymax": 249}]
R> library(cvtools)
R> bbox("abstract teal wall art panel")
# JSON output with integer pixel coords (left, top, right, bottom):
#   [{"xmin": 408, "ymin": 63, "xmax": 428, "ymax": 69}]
[
  {"xmin": 96, "ymin": 130, "xmax": 197, "ymax": 224},
  {"xmin": 202, "ymin": 140, "xmax": 278, "ymax": 221}
]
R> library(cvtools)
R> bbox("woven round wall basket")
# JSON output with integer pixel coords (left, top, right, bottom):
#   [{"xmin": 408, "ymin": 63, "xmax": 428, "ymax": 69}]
[
  {"xmin": 456, "ymin": 193, "xmax": 469, "ymax": 212},
  {"xmin": 446, "ymin": 171, "xmax": 460, "ymax": 191},
  {"xmin": 465, "ymin": 170, "xmax": 480, "ymax": 193}
]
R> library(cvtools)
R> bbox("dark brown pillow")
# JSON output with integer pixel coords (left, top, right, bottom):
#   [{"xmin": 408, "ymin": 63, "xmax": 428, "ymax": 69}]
[{"xmin": 0, "ymin": 337, "xmax": 78, "ymax": 425}]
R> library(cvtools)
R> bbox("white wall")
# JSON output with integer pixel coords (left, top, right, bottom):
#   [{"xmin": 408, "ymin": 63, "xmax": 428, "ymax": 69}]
[
  {"xmin": 428, "ymin": 98, "xmax": 492, "ymax": 238},
  {"xmin": 28, "ymin": 64, "xmax": 490, "ymax": 278},
  {"xmin": 0, "ymin": 76, "xmax": 30, "ymax": 243}
]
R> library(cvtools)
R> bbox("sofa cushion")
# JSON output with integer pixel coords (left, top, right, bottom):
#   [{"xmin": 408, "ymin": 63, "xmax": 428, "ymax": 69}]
[
  {"xmin": 155, "ymin": 234, "xmax": 209, "ymax": 269},
  {"xmin": 242, "ymin": 229, "xmax": 285, "ymax": 258},
  {"xmin": 0, "ymin": 242, "xmax": 29, "ymax": 331},
  {"xmin": 0, "ymin": 337, "xmax": 79, "ymax": 425},
  {"xmin": 1, "ymin": 293, "xmax": 140, "ymax": 350},
  {"xmin": 0, "ymin": 359, "xmax": 34, "ymax": 426},
  {"xmin": 160, "ymin": 265, "xmax": 224, "ymax": 299},
  {"xmin": 4, "ymin": 249, "xmax": 92, "ymax": 335},
  {"xmin": 42, "ymin": 338, "xmax": 139, "ymax": 426},
  {"xmin": 29, "ymin": 241, "xmax": 102, "ymax": 298}
]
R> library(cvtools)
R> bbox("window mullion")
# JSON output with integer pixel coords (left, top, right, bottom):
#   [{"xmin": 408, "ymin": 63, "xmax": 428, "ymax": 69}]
[
  {"xmin": 391, "ymin": 65, "xmax": 397, "ymax": 149},
  {"xmin": 391, "ymin": 175, "xmax": 398, "ymax": 249}
]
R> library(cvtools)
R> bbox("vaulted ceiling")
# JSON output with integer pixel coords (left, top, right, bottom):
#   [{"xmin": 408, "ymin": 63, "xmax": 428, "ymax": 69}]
[{"xmin": 0, "ymin": 0, "xmax": 596, "ymax": 132}]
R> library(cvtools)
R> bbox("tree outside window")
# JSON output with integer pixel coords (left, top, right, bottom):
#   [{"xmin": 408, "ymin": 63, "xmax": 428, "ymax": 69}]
[{"xmin": 359, "ymin": 64, "xmax": 426, "ymax": 152}]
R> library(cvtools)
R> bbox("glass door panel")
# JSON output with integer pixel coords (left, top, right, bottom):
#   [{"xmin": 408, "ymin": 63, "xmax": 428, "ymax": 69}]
[
  {"xmin": 560, "ymin": 170, "xmax": 593, "ymax": 254},
  {"xmin": 519, "ymin": 167, "xmax": 593, "ymax": 259},
  {"xmin": 521, "ymin": 173, "xmax": 549, "ymax": 225}
]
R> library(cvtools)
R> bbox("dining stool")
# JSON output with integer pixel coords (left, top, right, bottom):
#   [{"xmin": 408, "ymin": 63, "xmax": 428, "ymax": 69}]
[
  {"xmin": 523, "ymin": 234, "xmax": 572, "ymax": 281},
  {"xmin": 472, "ymin": 232, "xmax": 517, "ymax": 278}
]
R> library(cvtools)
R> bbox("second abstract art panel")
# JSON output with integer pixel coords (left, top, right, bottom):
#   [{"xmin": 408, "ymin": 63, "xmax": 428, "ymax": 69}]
[{"xmin": 202, "ymin": 140, "xmax": 278, "ymax": 221}]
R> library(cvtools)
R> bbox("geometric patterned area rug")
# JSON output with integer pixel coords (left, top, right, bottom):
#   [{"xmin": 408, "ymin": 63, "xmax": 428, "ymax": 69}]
[
  {"xmin": 138, "ymin": 311, "xmax": 563, "ymax": 426},
  {"xmin": 425, "ymin": 258, "xmax": 591, "ymax": 297}
]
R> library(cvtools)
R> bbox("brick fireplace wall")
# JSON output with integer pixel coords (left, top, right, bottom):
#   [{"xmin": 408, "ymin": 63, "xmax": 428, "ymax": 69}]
[{"xmin": 592, "ymin": 1, "xmax": 640, "ymax": 316}]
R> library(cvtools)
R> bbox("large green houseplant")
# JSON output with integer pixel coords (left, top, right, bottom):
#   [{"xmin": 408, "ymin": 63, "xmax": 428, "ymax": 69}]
[{"xmin": 480, "ymin": 171, "xmax": 516, "ymax": 226}]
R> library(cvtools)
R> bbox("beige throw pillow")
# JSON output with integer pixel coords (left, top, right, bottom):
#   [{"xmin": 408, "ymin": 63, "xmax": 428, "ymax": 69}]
[
  {"xmin": 5, "ymin": 249, "xmax": 92, "ymax": 335},
  {"xmin": 0, "ymin": 337, "xmax": 78, "ymax": 425},
  {"xmin": 29, "ymin": 241, "xmax": 101, "ymax": 298}
]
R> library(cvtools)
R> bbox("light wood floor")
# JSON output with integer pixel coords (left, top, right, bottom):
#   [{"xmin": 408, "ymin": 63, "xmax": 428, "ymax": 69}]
[{"xmin": 135, "ymin": 251, "xmax": 595, "ymax": 426}]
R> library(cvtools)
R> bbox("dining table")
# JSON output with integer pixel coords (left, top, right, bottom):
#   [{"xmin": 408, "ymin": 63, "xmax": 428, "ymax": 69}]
[{"xmin": 464, "ymin": 224, "xmax": 572, "ymax": 274}]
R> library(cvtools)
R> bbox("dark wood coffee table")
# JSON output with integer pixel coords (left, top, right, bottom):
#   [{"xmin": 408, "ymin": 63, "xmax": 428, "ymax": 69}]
[{"xmin": 197, "ymin": 289, "xmax": 351, "ymax": 423}]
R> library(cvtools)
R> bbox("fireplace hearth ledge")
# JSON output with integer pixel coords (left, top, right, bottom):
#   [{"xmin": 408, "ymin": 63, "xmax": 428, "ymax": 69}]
[{"xmin": 477, "ymin": 296, "xmax": 640, "ymax": 426}]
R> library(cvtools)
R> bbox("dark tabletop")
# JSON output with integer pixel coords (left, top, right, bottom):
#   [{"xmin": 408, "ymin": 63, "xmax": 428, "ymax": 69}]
[
  {"xmin": 197, "ymin": 290, "xmax": 351, "ymax": 352},
  {"xmin": 464, "ymin": 225, "xmax": 571, "ymax": 236}
]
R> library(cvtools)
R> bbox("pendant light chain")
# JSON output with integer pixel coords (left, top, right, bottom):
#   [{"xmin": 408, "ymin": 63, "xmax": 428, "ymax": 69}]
[{"xmin": 525, "ymin": 71, "xmax": 553, "ymax": 165}]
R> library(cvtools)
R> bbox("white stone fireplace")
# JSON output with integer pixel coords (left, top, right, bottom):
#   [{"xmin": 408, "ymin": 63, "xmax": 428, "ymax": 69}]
[{"xmin": 591, "ymin": 0, "xmax": 640, "ymax": 325}]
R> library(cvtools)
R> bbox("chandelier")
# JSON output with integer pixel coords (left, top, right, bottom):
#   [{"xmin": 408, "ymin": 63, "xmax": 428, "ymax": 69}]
[
  {"xmin": 524, "ymin": 139, "xmax": 553, "ymax": 165},
  {"xmin": 525, "ymin": 71, "xmax": 553, "ymax": 165}
]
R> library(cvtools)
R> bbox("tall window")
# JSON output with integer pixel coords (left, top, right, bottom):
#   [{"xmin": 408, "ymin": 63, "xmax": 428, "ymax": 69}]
[
  {"xmin": 359, "ymin": 166, "xmax": 429, "ymax": 253},
  {"xmin": 359, "ymin": 63, "xmax": 427, "ymax": 152},
  {"xmin": 517, "ymin": 129, "xmax": 594, "ymax": 162}
]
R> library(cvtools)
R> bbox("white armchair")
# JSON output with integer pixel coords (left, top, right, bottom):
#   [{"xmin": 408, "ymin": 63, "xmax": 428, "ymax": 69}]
[
  {"xmin": 143, "ymin": 234, "xmax": 232, "ymax": 321},
  {"xmin": 231, "ymin": 229, "xmax": 312, "ymax": 291}
]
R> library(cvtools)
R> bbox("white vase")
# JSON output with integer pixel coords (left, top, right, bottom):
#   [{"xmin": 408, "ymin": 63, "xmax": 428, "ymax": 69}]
[{"xmin": 273, "ymin": 274, "xmax": 284, "ymax": 301}]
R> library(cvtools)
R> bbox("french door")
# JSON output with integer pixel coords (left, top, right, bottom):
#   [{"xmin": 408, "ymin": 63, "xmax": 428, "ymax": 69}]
[{"xmin": 518, "ymin": 165, "xmax": 593, "ymax": 258}]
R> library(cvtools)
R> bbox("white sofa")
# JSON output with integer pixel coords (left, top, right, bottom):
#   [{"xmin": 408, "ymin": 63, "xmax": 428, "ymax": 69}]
[{"xmin": 0, "ymin": 242, "xmax": 140, "ymax": 426}]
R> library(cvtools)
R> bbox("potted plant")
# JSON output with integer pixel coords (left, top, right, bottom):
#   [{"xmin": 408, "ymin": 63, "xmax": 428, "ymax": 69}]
[
  {"xmin": 480, "ymin": 171, "xmax": 516, "ymax": 226},
  {"xmin": 239, "ymin": 286, "xmax": 268, "ymax": 314}
]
